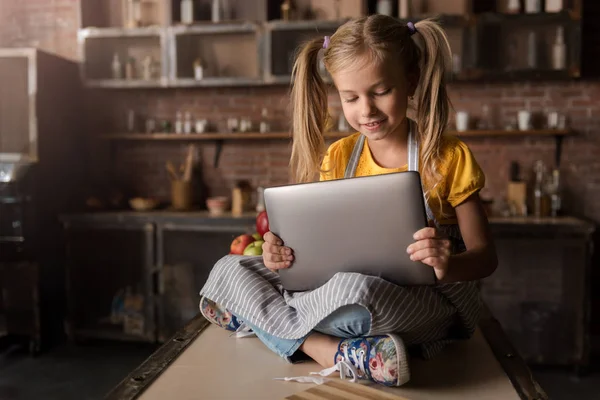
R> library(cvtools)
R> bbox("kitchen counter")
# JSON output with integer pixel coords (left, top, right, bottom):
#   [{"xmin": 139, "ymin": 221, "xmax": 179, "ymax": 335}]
[
  {"xmin": 59, "ymin": 210, "xmax": 257, "ymax": 229},
  {"xmin": 59, "ymin": 211, "xmax": 594, "ymax": 230}
]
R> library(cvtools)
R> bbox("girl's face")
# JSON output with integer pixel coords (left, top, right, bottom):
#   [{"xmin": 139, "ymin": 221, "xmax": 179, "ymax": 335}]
[{"xmin": 332, "ymin": 55, "xmax": 414, "ymax": 142}]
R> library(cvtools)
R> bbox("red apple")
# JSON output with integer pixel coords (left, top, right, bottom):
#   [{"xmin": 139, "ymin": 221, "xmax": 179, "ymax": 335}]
[
  {"xmin": 256, "ymin": 211, "xmax": 269, "ymax": 237},
  {"xmin": 230, "ymin": 234, "xmax": 255, "ymax": 255}
]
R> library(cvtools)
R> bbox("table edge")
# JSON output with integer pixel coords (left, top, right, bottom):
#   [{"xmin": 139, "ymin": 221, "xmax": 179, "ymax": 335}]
[{"xmin": 104, "ymin": 315, "xmax": 210, "ymax": 400}]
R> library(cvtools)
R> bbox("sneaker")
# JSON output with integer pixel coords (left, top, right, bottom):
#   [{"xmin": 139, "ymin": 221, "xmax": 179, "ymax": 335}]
[
  {"xmin": 315, "ymin": 334, "xmax": 409, "ymax": 387},
  {"xmin": 199, "ymin": 296, "xmax": 242, "ymax": 332}
]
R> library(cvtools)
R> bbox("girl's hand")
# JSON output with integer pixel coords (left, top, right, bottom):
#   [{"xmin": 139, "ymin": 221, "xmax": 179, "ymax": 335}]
[
  {"xmin": 406, "ymin": 226, "xmax": 452, "ymax": 281},
  {"xmin": 262, "ymin": 231, "xmax": 294, "ymax": 272}
]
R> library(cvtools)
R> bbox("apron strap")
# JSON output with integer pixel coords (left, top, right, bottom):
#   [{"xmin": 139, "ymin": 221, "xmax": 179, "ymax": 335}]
[{"xmin": 344, "ymin": 134, "xmax": 365, "ymax": 179}]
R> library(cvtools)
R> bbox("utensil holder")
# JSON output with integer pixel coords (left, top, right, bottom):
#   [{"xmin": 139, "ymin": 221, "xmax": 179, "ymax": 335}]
[{"xmin": 171, "ymin": 180, "xmax": 193, "ymax": 210}]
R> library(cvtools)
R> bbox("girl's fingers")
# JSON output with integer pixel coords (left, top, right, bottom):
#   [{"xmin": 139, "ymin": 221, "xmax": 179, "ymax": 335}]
[
  {"xmin": 406, "ymin": 238, "xmax": 450, "ymax": 254},
  {"xmin": 262, "ymin": 242, "xmax": 293, "ymax": 257},
  {"xmin": 266, "ymin": 260, "xmax": 292, "ymax": 271},
  {"xmin": 409, "ymin": 247, "xmax": 449, "ymax": 262},
  {"xmin": 263, "ymin": 231, "xmax": 281, "ymax": 245}
]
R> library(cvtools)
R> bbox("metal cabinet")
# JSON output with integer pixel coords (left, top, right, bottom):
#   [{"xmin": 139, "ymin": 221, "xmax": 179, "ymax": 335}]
[
  {"xmin": 63, "ymin": 220, "xmax": 156, "ymax": 343},
  {"xmin": 61, "ymin": 212, "xmax": 254, "ymax": 343},
  {"xmin": 482, "ymin": 217, "xmax": 596, "ymax": 372}
]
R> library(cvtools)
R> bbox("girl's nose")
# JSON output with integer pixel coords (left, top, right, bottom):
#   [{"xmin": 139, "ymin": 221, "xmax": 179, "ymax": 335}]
[{"xmin": 360, "ymin": 99, "xmax": 377, "ymax": 117}]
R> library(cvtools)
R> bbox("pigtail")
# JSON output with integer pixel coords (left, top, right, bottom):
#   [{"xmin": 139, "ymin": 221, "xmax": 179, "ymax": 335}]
[
  {"xmin": 412, "ymin": 19, "xmax": 453, "ymax": 194},
  {"xmin": 289, "ymin": 38, "xmax": 329, "ymax": 184}
]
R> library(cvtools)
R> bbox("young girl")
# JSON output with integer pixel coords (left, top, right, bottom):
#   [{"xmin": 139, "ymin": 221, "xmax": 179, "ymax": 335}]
[{"xmin": 199, "ymin": 15, "xmax": 497, "ymax": 387}]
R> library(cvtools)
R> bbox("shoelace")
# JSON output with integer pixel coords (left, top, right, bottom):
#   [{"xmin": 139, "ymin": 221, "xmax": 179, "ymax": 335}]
[
  {"xmin": 276, "ymin": 345, "xmax": 367, "ymax": 385},
  {"xmin": 314, "ymin": 346, "xmax": 366, "ymax": 382}
]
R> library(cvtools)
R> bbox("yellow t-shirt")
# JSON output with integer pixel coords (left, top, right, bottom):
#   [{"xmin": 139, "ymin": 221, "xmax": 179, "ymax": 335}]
[{"xmin": 319, "ymin": 132, "xmax": 485, "ymax": 225}]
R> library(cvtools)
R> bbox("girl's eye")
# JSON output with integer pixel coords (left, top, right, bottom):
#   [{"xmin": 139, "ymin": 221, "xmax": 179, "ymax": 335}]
[
  {"xmin": 375, "ymin": 88, "xmax": 391, "ymax": 96},
  {"xmin": 343, "ymin": 97, "xmax": 358, "ymax": 103}
]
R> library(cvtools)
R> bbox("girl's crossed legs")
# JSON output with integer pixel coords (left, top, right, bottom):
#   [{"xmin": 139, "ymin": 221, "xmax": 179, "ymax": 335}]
[{"xmin": 200, "ymin": 297, "xmax": 409, "ymax": 386}]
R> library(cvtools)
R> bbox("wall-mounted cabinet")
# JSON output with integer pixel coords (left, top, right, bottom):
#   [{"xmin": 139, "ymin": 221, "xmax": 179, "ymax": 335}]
[
  {"xmin": 169, "ymin": 22, "xmax": 263, "ymax": 87},
  {"xmin": 460, "ymin": 11, "xmax": 581, "ymax": 81},
  {"xmin": 78, "ymin": 27, "xmax": 168, "ymax": 88},
  {"xmin": 264, "ymin": 20, "xmax": 340, "ymax": 84},
  {"xmin": 77, "ymin": 1, "xmax": 593, "ymax": 88},
  {"xmin": 81, "ymin": 0, "xmax": 170, "ymax": 29}
]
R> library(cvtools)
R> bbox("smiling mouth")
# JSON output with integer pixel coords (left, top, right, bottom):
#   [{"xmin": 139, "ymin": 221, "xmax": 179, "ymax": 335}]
[{"xmin": 362, "ymin": 119, "xmax": 386, "ymax": 127}]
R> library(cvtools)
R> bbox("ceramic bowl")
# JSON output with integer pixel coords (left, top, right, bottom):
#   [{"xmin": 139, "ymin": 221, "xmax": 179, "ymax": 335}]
[
  {"xmin": 206, "ymin": 196, "xmax": 229, "ymax": 216},
  {"xmin": 129, "ymin": 197, "xmax": 159, "ymax": 212}
]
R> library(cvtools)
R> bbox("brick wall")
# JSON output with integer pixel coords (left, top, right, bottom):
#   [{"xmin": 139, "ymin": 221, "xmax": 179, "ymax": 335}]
[
  {"xmin": 86, "ymin": 82, "xmax": 600, "ymax": 223},
  {"xmin": 0, "ymin": 0, "xmax": 80, "ymax": 61}
]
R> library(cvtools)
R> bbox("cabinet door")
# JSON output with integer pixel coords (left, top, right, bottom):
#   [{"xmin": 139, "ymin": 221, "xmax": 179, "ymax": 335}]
[
  {"xmin": 158, "ymin": 227, "xmax": 247, "ymax": 341},
  {"xmin": 481, "ymin": 234, "xmax": 589, "ymax": 366},
  {"xmin": 0, "ymin": 55, "xmax": 31, "ymax": 155},
  {"xmin": 64, "ymin": 223, "xmax": 155, "ymax": 342}
]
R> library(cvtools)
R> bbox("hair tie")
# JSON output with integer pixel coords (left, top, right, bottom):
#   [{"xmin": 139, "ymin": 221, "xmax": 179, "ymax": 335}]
[
  {"xmin": 323, "ymin": 36, "xmax": 330, "ymax": 49},
  {"xmin": 407, "ymin": 21, "xmax": 417, "ymax": 36}
]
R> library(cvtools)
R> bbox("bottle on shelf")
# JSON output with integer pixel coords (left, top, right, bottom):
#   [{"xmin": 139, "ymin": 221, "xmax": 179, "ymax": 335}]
[
  {"xmin": 111, "ymin": 53, "xmax": 122, "ymax": 80},
  {"xmin": 125, "ymin": 57, "xmax": 136, "ymax": 80},
  {"xmin": 376, "ymin": 0, "xmax": 393, "ymax": 16},
  {"xmin": 525, "ymin": 0, "xmax": 541, "ymax": 13},
  {"xmin": 533, "ymin": 160, "xmax": 551, "ymax": 217},
  {"xmin": 255, "ymin": 186, "xmax": 265, "ymax": 213},
  {"xmin": 212, "ymin": 0, "xmax": 222, "ymax": 22},
  {"xmin": 281, "ymin": 0, "xmax": 292, "ymax": 21},
  {"xmin": 181, "ymin": 0, "xmax": 194, "ymax": 24},
  {"xmin": 124, "ymin": 0, "xmax": 142, "ymax": 28},
  {"xmin": 399, "ymin": 0, "xmax": 410, "ymax": 18},
  {"xmin": 183, "ymin": 112, "xmax": 193, "ymax": 134},
  {"xmin": 259, "ymin": 108, "xmax": 270, "ymax": 133},
  {"xmin": 549, "ymin": 169, "xmax": 562, "ymax": 217},
  {"xmin": 545, "ymin": 0, "xmax": 564, "ymax": 13},
  {"xmin": 141, "ymin": 55, "xmax": 154, "ymax": 80},
  {"xmin": 552, "ymin": 26, "xmax": 567, "ymax": 70},
  {"xmin": 506, "ymin": 0, "xmax": 521, "ymax": 14},
  {"xmin": 194, "ymin": 58, "xmax": 204, "ymax": 80},
  {"xmin": 175, "ymin": 111, "xmax": 183, "ymax": 134}
]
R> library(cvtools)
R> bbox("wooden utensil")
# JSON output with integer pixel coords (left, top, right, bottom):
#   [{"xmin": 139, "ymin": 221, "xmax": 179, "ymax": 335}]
[
  {"xmin": 284, "ymin": 379, "xmax": 411, "ymax": 399},
  {"xmin": 166, "ymin": 161, "xmax": 179, "ymax": 181},
  {"xmin": 182, "ymin": 144, "xmax": 195, "ymax": 181}
]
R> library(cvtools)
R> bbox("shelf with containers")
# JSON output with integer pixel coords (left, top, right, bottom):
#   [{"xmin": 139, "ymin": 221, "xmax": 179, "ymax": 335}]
[
  {"xmin": 262, "ymin": 19, "xmax": 344, "ymax": 84},
  {"xmin": 168, "ymin": 22, "xmax": 263, "ymax": 87},
  {"xmin": 457, "ymin": 11, "xmax": 582, "ymax": 82},
  {"xmin": 78, "ymin": 26, "xmax": 169, "ymax": 88}
]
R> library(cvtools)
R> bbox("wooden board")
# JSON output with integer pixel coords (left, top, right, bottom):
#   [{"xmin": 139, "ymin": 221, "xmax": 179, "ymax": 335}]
[
  {"xmin": 105, "ymin": 305, "xmax": 547, "ymax": 400},
  {"xmin": 285, "ymin": 380, "xmax": 411, "ymax": 399}
]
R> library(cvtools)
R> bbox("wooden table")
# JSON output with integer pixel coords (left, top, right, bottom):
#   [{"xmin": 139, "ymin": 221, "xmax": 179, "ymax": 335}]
[{"xmin": 105, "ymin": 306, "xmax": 547, "ymax": 400}]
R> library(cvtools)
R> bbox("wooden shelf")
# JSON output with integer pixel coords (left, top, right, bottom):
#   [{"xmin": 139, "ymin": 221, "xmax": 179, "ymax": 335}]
[
  {"xmin": 84, "ymin": 79, "xmax": 168, "ymax": 89},
  {"xmin": 454, "ymin": 128, "xmax": 571, "ymax": 137},
  {"xmin": 170, "ymin": 22, "xmax": 260, "ymax": 35},
  {"xmin": 78, "ymin": 26, "xmax": 164, "ymax": 39},
  {"xmin": 102, "ymin": 132, "xmax": 301, "ymax": 140},
  {"xmin": 99, "ymin": 129, "xmax": 572, "ymax": 141},
  {"xmin": 169, "ymin": 77, "xmax": 264, "ymax": 88}
]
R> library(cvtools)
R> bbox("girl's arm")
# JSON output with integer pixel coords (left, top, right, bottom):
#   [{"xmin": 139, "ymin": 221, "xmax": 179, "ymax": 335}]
[
  {"xmin": 444, "ymin": 194, "xmax": 498, "ymax": 283},
  {"xmin": 407, "ymin": 194, "xmax": 498, "ymax": 283}
]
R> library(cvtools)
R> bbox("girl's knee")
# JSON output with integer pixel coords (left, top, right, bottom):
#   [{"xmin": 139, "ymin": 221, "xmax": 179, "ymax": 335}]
[{"xmin": 315, "ymin": 304, "xmax": 372, "ymax": 338}]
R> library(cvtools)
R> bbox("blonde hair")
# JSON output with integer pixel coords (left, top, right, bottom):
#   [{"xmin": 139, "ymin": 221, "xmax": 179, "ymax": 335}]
[{"xmin": 289, "ymin": 15, "xmax": 452, "ymax": 201}]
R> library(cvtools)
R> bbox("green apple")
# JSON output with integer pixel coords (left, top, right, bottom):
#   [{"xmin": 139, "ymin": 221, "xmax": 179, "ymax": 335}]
[
  {"xmin": 243, "ymin": 240, "xmax": 264, "ymax": 256},
  {"xmin": 252, "ymin": 232, "xmax": 262, "ymax": 241}
]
